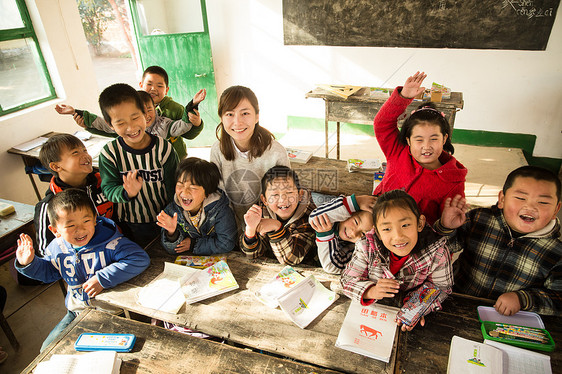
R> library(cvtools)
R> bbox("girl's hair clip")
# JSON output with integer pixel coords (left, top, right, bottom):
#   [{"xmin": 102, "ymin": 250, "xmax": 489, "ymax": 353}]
[{"xmin": 410, "ymin": 107, "xmax": 445, "ymax": 117}]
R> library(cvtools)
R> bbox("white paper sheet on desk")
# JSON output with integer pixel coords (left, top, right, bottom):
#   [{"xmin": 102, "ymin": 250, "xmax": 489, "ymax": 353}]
[
  {"xmin": 73, "ymin": 130, "xmax": 92, "ymax": 140},
  {"xmin": 484, "ymin": 340, "xmax": 552, "ymax": 374},
  {"xmin": 137, "ymin": 262, "xmax": 199, "ymax": 314},
  {"xmin": 12, "ymin": 136, "xmax": 48, "ymax": 151}
]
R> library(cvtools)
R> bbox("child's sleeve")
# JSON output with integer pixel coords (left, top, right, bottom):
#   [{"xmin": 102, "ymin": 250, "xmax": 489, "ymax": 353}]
[
  {"xmin": 415, "ymin": 243, "xmax": 454, "ymax": 313},
  {"xmin": 15, "ymin": 254, "xmax": 61, "ymax": 284},
  {"xmin": 181, "ymin": 100, "xmax": 204, "ymax": 140},
  {"xmin": 99, "ymin": 146, "xmax": 128, "ymax": 203},
  {"xmin": 160, "ymin": 203, "xmax": 185, "ymax": 255},
  {"xmin": 34, "ymin": 199, "xmax": 54, "ymax": 257},
  {"xmin": 192, "ymin": 204, "xmax": 237, "ymax": 255},
  {"xmin": 309, "ymin": 195, "xmax": 359, "ymax": 223},
  {"xmin": 240, "ymin": 232, "xmax": 268, "ymax": 258},
  {"xmin": 95, "ymin": 237, "xmax": 150, "ymax": 289},
  {"xmin": 81, "ymin": 111, "xmax": 117, "ymax": 138},
  {"xmin": 340, "ymin": 239, "xmax": 377, "ymax": 304},
  {"xmin": 373, "ymin": 87, "xmax": 411, "ymax": 158},
  {"xmin": 515, "ymin": 267, "xmax": 562, "ymax": 316},
  {"xmin": 267, "ymin": 213, "xmax": 316, "ymax": 266}
]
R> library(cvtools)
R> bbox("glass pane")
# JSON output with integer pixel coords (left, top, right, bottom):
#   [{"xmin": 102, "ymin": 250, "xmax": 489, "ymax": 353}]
[
  {"xmin": 0, "ymin": 0, "xmax": 25, "ymax": 30},
  {"xmin": 0, "ymin": 38, "xmax": 52, "ymax": 110},
  {"xmin": 135, "ymin": 0, "xmax": 204, "ymax": 36}
]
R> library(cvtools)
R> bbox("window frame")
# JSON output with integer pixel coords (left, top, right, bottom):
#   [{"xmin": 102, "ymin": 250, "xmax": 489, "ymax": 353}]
[{"xmin": 0, "ymin": 0, "xmax": 57, "ymax": 116}]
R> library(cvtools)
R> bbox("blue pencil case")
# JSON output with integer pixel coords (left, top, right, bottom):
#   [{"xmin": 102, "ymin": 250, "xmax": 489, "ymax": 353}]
[{"xmin": 74, "ymin": 333, "xmax": 136, "ymax": 352}]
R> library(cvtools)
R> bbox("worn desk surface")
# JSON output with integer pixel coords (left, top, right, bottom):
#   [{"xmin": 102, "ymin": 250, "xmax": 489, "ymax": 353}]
[
  {"xmin": 396, "ymin": 293, "xmax": 562, "ymax": 373},
  {"xmin": 22, "ymin": 308, "xmax": 340, "ymax": 374},
  {"xmin": 0, "ymin": 198, "xmax": 34, "ymax": 239},
  {"xmin": 96, "ymin": 243, "xmax": 395, "ymax": 373},
  {"xmin": 291, "ymin": 156, "xmax": 373, "ymax": 196},
  {"xmin": 305, "ymin": 88, "xmax": 464, "ymax": 159}
]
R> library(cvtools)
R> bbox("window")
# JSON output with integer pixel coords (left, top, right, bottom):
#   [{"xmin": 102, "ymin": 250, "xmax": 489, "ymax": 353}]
[{"xmin": 0, "ymin": 0, "xmax": 56, "ymax": 116}]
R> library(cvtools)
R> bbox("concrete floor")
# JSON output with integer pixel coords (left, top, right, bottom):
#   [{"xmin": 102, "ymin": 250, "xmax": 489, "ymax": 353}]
[{"xmin": 0, "ymin": 128, "xmax": 541, "ymax": 373}]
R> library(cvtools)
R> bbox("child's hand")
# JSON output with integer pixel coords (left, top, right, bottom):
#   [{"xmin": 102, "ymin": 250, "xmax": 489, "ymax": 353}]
[
  {"xmin": 193, "ymin": 89, "xmax": 206, "ymax": 105},
  {"xmin": 55, "ymin": 104, "xmax": 75, "ymax": 115},
  {"xmin": 494, "ymin": 292, "xmax": 521, "ymax": 316},
  {"xmin": 363, "ymin": 279, "xmax": 400, "ymax": 301},
  {"xmin": 188, "ymin": 109, "xmax": 202, "ymax": 127},
  {"xmin": 82, "ymin": 275, "xmax": 103, "ymax": 298},
  {"xmin": 258, "ymin": 219, "xmax": 282, "ymax": 235},
  {"xmin": 73, "ymin": 113, "xmax": 86, "ymax": 129},
  {"xmin": 310, "ymin": 213, "xmax": 334, "ymax": 233},
  {"xmin": 175, "ymin": 237, "xmax": 191, "ymax": 253},
  {"xmin": 401, "ymin": 71, "xmax": 427, "ymax": 99},
  {"xmin": 441, "ymin": 195, "xmax": 469, "ymax": 229},
  {"xmin": 244, "ymin": 204, "xmax": 262, "ymax": 237},
  {"xmin": 397, "ymin": 316, "xmax": 425, "ymax": 332},
  {"xmin": 157, "ymin": 211, "xmax": 178, "ymax": 236},
  {"xmin": 16, "ymin": 233, "xmax": 35, "ymax": 266},
  {"xmin": 356, "ymin": 195, "xmax": 377, "ymax": 212},
  {"xmin": 123, "ymin": 170, "xmax": 143, "ymax": 198}
]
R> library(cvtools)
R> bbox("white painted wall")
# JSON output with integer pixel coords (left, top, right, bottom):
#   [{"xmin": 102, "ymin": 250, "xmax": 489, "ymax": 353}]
[
  {"xmin": 0, "ymin": 0, "xmax": 99, "ymax": 204},
  {"xmin": 206, "ymin": 1, "xmax": 562, "ymax": 159}
]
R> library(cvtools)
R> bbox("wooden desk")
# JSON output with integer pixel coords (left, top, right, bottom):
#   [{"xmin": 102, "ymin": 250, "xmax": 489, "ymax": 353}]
[
  {"xmin": 396, "ymin": 293, "xmax": 562, "ymax": 373},
  {"xmin": 291, "ymin": 156, "xmax": 373, "ymax": 196},
  {"xmin": 306, "ymin": 88, "xmax": 464, "ymax": 159},
  {"xmin": 96, "ymin": 243, "xmax": 396, "ymax": 373},
  {"xmin": 22, "ymin": 308, "xmax": 340, "ymax": 374},
  {"xmin": 8, "ymin": 132, "xmax": 111, "ymax": 200},
  {"xmin": 0, "ymin": 198, "xmax": 35, "ymax": 262}
]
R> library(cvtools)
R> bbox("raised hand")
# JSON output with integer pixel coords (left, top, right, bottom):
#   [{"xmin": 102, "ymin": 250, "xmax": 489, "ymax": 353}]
[
  {"xmin": 441, "ymin": 195, "xmax": 469, "ymax": 229},
  {"xmin": 122, "ymin": 170, "xmax": 143, "ymax": 198},
  {"xmin": 310, "ymin": 213, "xmax": 334, "ymax": 233},
  {"xmin": 16, "ymin": 233, "xmax": 35, "ymax": 266},
  {"xmin": 244, "ymin": 204, "xmax": 262, "ymax": 238},
  {"xmin": 157, "ymin": 211, "xmax": 178, "ymax": 236},
  {"xmin": 401, "ymin": 71, "xmax": 427, "ymax": 99},
  {"xmin": 188, "ymin": 109, "xmax": 202, "ymax": 127},
  {"xmin": 193, "ymin": 89, "xmax": 206, "ymax": 105},
  {"xmin": 73, "ymin": 113, "xmax": 86, "ymax": 129},
  {"xmin": 55, "ymin": 104, "xmax": 75, "ymax": 115}
]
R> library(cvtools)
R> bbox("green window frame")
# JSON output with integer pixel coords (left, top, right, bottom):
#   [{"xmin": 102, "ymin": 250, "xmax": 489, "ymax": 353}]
[{"xmin": 0, "ymin": 0, "xmax": 56, "ymax": 116}]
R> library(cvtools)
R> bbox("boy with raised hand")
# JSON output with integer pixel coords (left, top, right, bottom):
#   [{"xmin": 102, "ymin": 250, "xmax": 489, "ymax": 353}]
[
  {"xmin": 16, "ymin": 189, "xmax": 150, "ymax": 351},
  {"xmin": 98, "ymin": 83, "xmax": 179, "ymax": 247},
  {"xmin": 437, "ymin": 166, "xmax": 562, "ymax": 316},
  {"xmin": 35, "ymin": 133, "xmax": 114, "ymax": 256},
  {"xmin": 241, "ymin": 166, "xmax": 317, "ymax": 266},
  {"xmin": 309, "ymin": 194, "xmax": 376, "ymax": 274}
]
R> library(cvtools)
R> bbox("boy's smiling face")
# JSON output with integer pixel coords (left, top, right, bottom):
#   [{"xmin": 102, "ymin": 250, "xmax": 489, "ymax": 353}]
[
  {"xmin": 140, "ymin": 73, "xmax": 168, "ymax": 105},
  {"xmin": 261, "ymin": 177, "xmax": 301, "ymax": 221},
  {"xmin": 175, "ymin": 174, "xmax": 206, "ymax": 215},
  {"xmin": 338, "ymin": 211, "xmax": 374, "ymax": 243},
  {"xmin": 51, "ymin": 144, "xmax": 93, "ymax": 182},
  {"xmin": 143, "ymin": 100, "xmax": 156, "ymax": 127},
  {"xmin": 107, "ymin": 100, "xmax": 151, "ymax": 150},
  {"xmin": 49, "ymin": 207, "xmax": 96, "ymax": 247},
  {"xmin": 498, "ymin": 176, "xmax": 561, "ymax": 234}
]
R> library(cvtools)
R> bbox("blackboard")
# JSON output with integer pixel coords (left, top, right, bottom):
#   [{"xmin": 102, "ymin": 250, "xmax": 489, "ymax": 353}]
[{"xmin": 283, "ymin": 0, "xmax": 560, "ymax": 50}]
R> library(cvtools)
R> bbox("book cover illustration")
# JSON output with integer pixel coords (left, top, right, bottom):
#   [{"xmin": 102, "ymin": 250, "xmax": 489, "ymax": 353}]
[
  {"xmin": 447, "ymin": 336, "xmax": 503, "ymax": 374},
  {"xmin": 183, "ymin": 260, "xmax": 239, "ymax": 304},
  {"xmin": 396, "ymin": 284, "xmax": 441, "ymax": 326},
  {"xmin": 347, "ymin": 158, "xmax": 382, "ymax": 173},
  {"xmin": 335, "ymin": 301, "xmax": 399, "ymax": 363},
  {"xmin": 286, "ymin": 148, "xmax": 313, "ymax": 164},
  {"xmin": 174, "ymin": 255, "xmax": 227, "ymax": 269},
  {"xmin": 255, "ymin": 266, "xmax": 306, "ymax": 308}
]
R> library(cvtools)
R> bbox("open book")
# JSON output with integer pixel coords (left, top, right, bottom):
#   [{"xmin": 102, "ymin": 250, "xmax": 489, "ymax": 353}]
[
  {"xmin": 276, "ymin": 275, "xmax": 338, "ymax": 329},
  {"xmin": 183, "ymin": 260, "xmax": 239, "ymax": 304},
  {"xmin": 34, "ymin": 351, "xmax": 121, "ymax": 374},
  {"xmin": 255, "ymin": 266, "xmax": 306, "ymax": 308},
  {"xmin": 447, "ymin": 336, "xmax": 552, "ymax": 374},
  {"xmin": 174, "ymin": 255, "xmax": 227, "ymax": 269},
  {"xmin": 335, "ymin": 300, "xmax": 399, "ymax": 363}
]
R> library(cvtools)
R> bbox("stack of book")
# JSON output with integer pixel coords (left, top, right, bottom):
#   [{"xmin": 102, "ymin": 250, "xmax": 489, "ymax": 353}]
[{"xmin": 347, "ymin": 158, "xmax": 383, "ymax": 174}]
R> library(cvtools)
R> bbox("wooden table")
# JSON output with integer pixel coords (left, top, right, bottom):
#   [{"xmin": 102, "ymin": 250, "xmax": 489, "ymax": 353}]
[
  {"xmin": 291, "ymin": 156, "xmax": 373, "ymax": 196},
  {"xmin": 0, "ymin": 198, "xmax": 35, "ymax": 262},
  {"xmin": 396, "ymin": 293, "xmax": 562, "ymax": 373},
  {"xmin": 96, "ymin": 243, "xmax": 396, "ymax": 373},
  {"xmin": 8, "ymin": 132, "xmax": 111, "ymax": 200},
  {"xmin": 305, "ymin": 88, "xmax": 464, "ymax": 159},
  {"xmin": 21, "ymin": 308, "xmax": 340, "ymax": 374}
]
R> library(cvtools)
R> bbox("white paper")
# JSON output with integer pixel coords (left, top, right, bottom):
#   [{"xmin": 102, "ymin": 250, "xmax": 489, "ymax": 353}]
[
  {"xmin": 73, "ymin": 131, "xmax": 92, "ymax": 140},
  {"xmin": 277, "ymin": 275, "xmax": 338, "ymax": 329},
  {"xmin": 13, "ymin": 136, "xmax": 48, "ymax": 151},
  {"xmin": 254, "ymin": 265, "xmax": 305, "ymax": 308},
  {"xmin": 447, "ymin": 336, "xmax": 503, "ymax": 374},
  {"xmin": 34, "ymin": 351, "xmax": 119, "ymax": 374},
  {"xmin": 485, "ymin": 340, "xmax": 552, "ymax": 374}
]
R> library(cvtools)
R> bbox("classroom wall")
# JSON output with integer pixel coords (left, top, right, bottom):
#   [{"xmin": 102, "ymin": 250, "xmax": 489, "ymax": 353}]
[
  {"xmin": 0, "ymin": 0, "xmax": 99, "ymax": 204},
  {"xmin": 206, "ymin": 1, "xmax": 562, "ymax": 160}
]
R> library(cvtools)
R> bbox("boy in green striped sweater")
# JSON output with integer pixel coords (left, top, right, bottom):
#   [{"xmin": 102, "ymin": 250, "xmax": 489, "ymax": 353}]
[{"xmin": 98, "ymin": 83, "xmax": 179, "ymax": 247}]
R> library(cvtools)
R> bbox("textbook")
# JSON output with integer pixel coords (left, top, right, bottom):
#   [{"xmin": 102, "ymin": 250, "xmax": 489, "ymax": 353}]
[
  {"xmin": 335, "ymin": 301, "xmax": 399, "ymax": 363},
  {"xmin": 254, "ymin": 265, "xmax": 306, "ymax": 308},
  {"xmin": 183, "ymin": 260, "xmax": 239, "ymax": 304},
  {"xmin": 33, "ymin": 350, "xmax": 121, "ymax": 374},
  {"xmin": 347, "ymin": 158, "xmax": 383, "ymax": 174},
  {"xmin": 287, "ymin": 148, "xmax": 313, "ymax": 164},
  {"xmin": 276, "ymin": 275, "xmax": 338, "ymax": 329},
  {"xmin": 447, "ymin": 336, "xmax": 552, "ymax": 374},
  {"xmin": 174, "ymin": 255, "xmax": 227, "ymax": 269}
]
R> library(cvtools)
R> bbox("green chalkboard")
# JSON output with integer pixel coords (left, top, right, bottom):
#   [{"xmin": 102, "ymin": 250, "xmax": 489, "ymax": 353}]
[{"xmin": 283, "ymin": 0, "xmax": 560, "ymax": 50}]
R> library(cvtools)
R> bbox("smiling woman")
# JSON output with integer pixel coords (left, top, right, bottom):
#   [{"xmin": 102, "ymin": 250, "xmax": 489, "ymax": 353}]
[{"xmin": 0, "ymin": 0, "xmax": 56, "ymax": 116}]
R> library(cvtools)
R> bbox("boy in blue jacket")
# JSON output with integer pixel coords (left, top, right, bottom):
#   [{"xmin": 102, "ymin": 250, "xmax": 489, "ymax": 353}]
[
  {"xmin": 157, "ymin": 157, "xmax": 237, "ymax": 255},
  {"xmin": 16, "ymin": 189, "xmax": 150, "ymax": 351}
]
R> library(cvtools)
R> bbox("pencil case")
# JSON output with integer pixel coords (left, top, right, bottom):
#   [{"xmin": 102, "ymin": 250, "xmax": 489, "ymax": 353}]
[{"xmin": 477, "ymin": 306, "xmax": 555, "ymax": 352}]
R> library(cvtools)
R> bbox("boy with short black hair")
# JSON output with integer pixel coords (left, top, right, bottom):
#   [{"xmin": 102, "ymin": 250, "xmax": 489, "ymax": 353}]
[
  {"xmin": 437, "ymin": 165, "xmax": 562, "ymax": 316},
  {"xmin": 16, "ymin": 189, "xmax": 150, "ymax": 351},
  {"xmin": 241, "ymin": 166, "xmax": 316, "ymax": 265},
  {"xmin": 35, "ymin": 133, "xmax": 114, "ymax": 255},
  {"xmin": 98, "ymin": 83, "xmax": 179, "ymax": 247}
]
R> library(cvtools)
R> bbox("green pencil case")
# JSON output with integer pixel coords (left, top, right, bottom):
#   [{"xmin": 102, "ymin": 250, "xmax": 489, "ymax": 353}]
[{"xmin": 477, "ymin": 306, "xmax": 555, "ymax": 352}]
